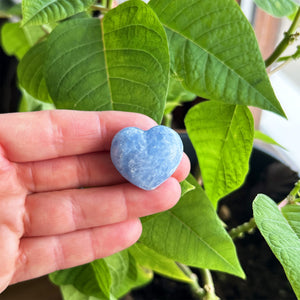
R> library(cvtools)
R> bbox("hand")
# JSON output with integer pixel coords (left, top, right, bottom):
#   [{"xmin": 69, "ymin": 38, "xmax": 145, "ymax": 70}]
[{"xmin": 0, "ymin": 110, "xmax": 190, "ymax": 293}]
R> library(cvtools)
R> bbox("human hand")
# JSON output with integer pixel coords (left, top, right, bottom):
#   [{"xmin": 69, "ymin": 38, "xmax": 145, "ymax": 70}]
[{"xmin": 0, "ymin": 110, "xmax": 190, "ymax": 293}]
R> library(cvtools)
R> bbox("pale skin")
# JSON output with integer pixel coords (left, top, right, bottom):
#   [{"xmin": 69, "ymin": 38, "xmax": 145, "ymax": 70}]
[{"xmin": 0, "ymin": 110, "xmax": 190, "ymax": 294}]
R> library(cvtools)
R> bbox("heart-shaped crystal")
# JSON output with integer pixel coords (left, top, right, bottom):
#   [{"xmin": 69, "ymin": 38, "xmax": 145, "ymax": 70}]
[{"xmin": 110, "ymin": 126, "xmax": 183, "ymax": 190}]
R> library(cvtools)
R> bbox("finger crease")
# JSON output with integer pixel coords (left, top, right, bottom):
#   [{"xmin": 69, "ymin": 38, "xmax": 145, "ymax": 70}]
[
  {"xmin": 27, "ymin": 163, "xmax": 38, "ymax": 192},
  {"xmin": 75, "ymin": 155, "xmax": 88, "ymax": 187},
  {"xmin": 23, "ymin": 199, "xmax": 32, "ymax": 236},
  {"xmin": 47, "ymin": 110, "xmax": 65, "ymax": 157},
  {"xmin": 120, "ymin": 186, "xmax": 129, "ymax": 221},
  {"xmin": 69, "ymin": 193, "xmax": 85, "ymax": 231},
  {"xmin": 53, "ymin": 236, "xmax": 66, "ymax": 271},
  {"xmin": 87, "ymin": 228, "xmax": 99, "ymax": 261},
  {"xmin": 97, "ymin": 113, "xmax": 108, "ymax": 150}
]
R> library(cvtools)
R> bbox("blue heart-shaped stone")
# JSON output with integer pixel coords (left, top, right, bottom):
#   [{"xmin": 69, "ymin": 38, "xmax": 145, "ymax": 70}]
[{"xmin": 110, "ymin": 126, "xmax": 183, "ymax": 190}]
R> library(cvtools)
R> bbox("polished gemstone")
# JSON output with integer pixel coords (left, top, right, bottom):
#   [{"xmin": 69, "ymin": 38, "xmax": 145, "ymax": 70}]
[{"xmin": 110, "ymin": 126, "xmax": 183, "ymax": 190}]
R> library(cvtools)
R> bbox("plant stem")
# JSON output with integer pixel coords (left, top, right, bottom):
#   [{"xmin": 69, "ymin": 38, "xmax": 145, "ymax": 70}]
[
  {"xmin": 281, "ymin": 179, "xmax": 300, "ymax": 206},
  {"xmin": 268, "ymin": 58, "xmax": 292, "ymax": 75},
  {"xmin": 176, "ymin": 263, "xmax": 206, "ymax": 298},
  {"xmin": 91, "ymin": 4, "xmax": 109, "ymax": 13},
  {"xmin": 107, "ymin": 0, "xmax": 114, "ymax": 9},
  {"xmin": 265, "ymin": 7, "xmax": 300, "ymax": 67},
  {"xmin": 199, "ymin": 269, "xmax": 219, "ymax": 300},
  {"xmin": 229, "ymin": 218, "xmax": 256, "ymax": 240},
  {"xmin": 162, "ymin": 113, "xmax": 173, "ymax": 127},
  {"xmin": 230, "ymin": 180, "xmax": 300, "ymax": 238}
]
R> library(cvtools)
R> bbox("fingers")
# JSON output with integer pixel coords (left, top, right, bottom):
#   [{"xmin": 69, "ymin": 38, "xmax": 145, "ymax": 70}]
[
  {"xmin": 172, "ymin": 153, "xmax": 190, "ymax": 182},
  {"xmin": 11, "ymin": 219, "xmax": 142, "ymax": 284},
  {"xmin": 18, "ymin": 152, "xmax": 125, "ymax": 193},
  {"xmin": 18, "ymin": 151, "xmax": 190, "ymax": 193},
  {"xmin": 24, "ymin": 178, "xmax": 181, "ymax": 237},
  {"xmin": 0, "ymin": 110, "xmax": 157, "ymax": 163}
]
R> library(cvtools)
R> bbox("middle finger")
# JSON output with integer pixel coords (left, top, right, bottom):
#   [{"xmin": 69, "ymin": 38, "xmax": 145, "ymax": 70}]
[{"xmin": 23, "ymin": 177, "xmax": 181, "ymax": 237}]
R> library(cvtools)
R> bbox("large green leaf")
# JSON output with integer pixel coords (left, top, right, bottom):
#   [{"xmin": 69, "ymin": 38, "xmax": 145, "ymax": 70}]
[
  {"xmin": 253, "ymin": 194, "xmax": 300, "ymax": 299},
  {"xmin": 185, "ymin": 101, "xmax": 254, "ymax": 206},
  {"xmin": 282, "ymin": 204, "xmax": 300, "ymax": 239},
  {"xmin": 130, "ymin": 243, "xmax": 192, "ymax": 282},
  {"xmin": 149, "ymin": 0, "xmax": 285, "ymax": 117},
  {"xmin": 253, "ymin": 0, "xmax": 298, "ymax": 17},
  {"xmin": 45, "ymin": 0, "xmax": 169, "ymax": 123},
  {"xmin": 18, "ymin": 41, "xmax": 52, "ymax": 103},
  {"xmin": 22, "ymin": 0, "xmax": 95, "ymax": 25},
  {"xmin": 140, "ymin": 174, "xmax": 245, "ymax": 278},
  {"xmin": 1, "ymin": 22, "xmax": 45, "ymax": 59}
]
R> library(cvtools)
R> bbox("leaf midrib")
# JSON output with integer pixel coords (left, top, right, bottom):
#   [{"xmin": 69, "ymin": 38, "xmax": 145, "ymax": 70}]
[
  {"xmin": 209, "ymin": 105, "xmax": 237, "ymax": 201},
  {"xmin": 143, "ymin": 204, "xmax": 241, "ymax": 274},
  {"xmin": 163, "ymin": 23, "xmax": 281, "ymax": 114},
  {"xmin": 23, "ymin": 0, "xmax": 57, "ymax": 24},
  {"xmin": 167, "ymin": 207, "xmax": 240, "ymax": 273},
  {"xmin": 100, "ymin": 18, "xmax": 113, "ymax": 110}
]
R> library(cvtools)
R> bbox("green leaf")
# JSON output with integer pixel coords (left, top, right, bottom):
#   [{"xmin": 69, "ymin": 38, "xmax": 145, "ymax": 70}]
[
  {"xmin": 50, "ymin": 264, "xmax": 107, "ymax": 299},
  {"xmin": 165, "ymin": 76, "xmax": 196, "ymax": 114},
  {"xmin": 91, "ymin": 260, "xmax": 112, "ymax": 299},
  {"xmin": 1, "ymin": 22, "xmax": 45, "ymax": 59},
  {"xmin": 253, "ymin": 194, "xmax": 300, "ymax": 299},
  {"xmin": 112, "ymin": 251, "xmax": 153, "ymax": 298},
  {"xmin": 130, "ymin": 243, "xmax": 192, "ymax": 283},
  {"xmin": 253, "ymin": 0, "xmax": 298, "ymax": 17},
  {"xmin": 18, "ymin": 41, "xmax": 53, "ymax": 103},
  {"xmin": 18, "ymin": 88, "xmax": 55, "ymax": 112},
  {"xmin": 22, "ymin": 0, "xmax": 95, "ymax": 26},
  {"xmin": 149, "ymin": 0, "xmax": 285, "ymax": 117},
  {"xmin": 185, "ymin": 101, "xmax": 254, "ymax": 206},
  {"xmin": 45, "ymin": 0, "xmax": 169, "ymax": 123},
  {"xmin": 99, "ymin": 251, "xmax": 129, "ymax": 297},
  {"xmin": 50, "ymin": 250, "xmax": 151, "ymax": 300},
  {"xmin": 282, "ymin": 204, "xmax": 300, "ymax": 239},
  {"xmin": 254, "ymin": 130, "xmax": 285, "ymax": 149},
  {"xmin": 180, "ymin": 177, "xmax": 196, "ymax": 197},
  {"xmin": 92, "ymin": 250, "xmax": 152, "ymax": 299},
  {"xmin": 60, "ymin": 284, "xmax": 103, "ymax": 300},
  {"xmin": 140, "ymin": 174, "xmax": 245, "ymax": 278}
]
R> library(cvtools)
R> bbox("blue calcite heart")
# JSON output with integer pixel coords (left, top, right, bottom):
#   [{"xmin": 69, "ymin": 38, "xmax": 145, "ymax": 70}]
[{"xmin": 110, "ymin": 126, "xmax": 183, "ymax": 190}]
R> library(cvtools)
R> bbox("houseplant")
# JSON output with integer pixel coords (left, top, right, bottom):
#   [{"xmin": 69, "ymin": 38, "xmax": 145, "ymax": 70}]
[{"xmin": 1, "ymin": 0, "xmax": 300, "ymax": 299}]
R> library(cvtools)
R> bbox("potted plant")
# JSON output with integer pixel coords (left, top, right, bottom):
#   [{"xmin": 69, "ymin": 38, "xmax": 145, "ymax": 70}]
[{"xmin": 0, "ymin": 0, "xmax": 299, "ymax": 299}]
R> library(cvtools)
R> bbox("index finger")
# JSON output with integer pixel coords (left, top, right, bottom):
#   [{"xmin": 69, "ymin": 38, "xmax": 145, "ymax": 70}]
[{"xmin": 0, "ymin": 110, "xmax": 157, "ymax": 162}]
